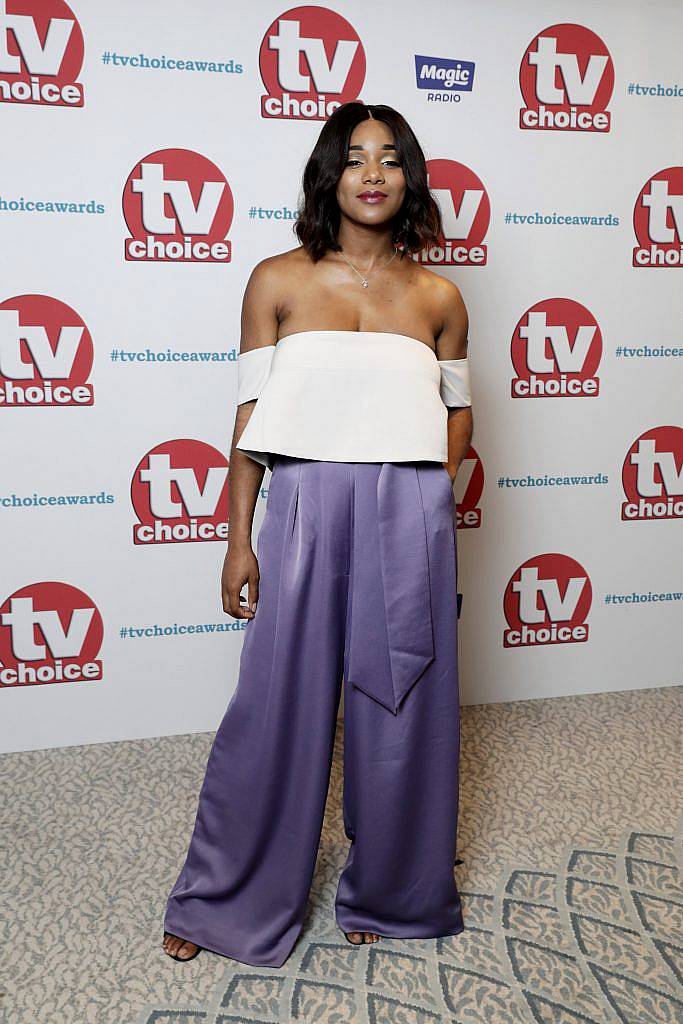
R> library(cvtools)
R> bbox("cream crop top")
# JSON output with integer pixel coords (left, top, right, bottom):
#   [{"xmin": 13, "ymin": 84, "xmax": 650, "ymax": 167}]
[{"xmin": 235, "ymin": 330, "xmax": 471, "ymax": 470}]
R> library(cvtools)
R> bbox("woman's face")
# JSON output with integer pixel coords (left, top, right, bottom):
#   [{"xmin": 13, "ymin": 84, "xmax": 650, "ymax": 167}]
[{"xmin": 335, "ymin": 118, "xmax": 407, "ymax": 229}]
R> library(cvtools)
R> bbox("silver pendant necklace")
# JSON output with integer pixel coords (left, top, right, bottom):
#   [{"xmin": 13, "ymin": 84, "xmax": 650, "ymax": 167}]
[{"xmin": 339, "ymin": 245, "xmax": 399, "ymax": 287}]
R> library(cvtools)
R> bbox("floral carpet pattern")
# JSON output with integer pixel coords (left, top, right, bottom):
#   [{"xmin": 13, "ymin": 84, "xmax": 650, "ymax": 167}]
[{"xmin": 2, "ymin": 686, "xmax": 681, "ymax": 1024}]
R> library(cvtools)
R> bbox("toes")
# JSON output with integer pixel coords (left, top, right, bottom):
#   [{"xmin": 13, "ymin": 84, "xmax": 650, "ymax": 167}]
[
  {"xmin": 346, "ymin": 930, "xmax": 380, "ymax": 945},
  {"xmin": 163, "ymin": 933, "xmax": 192, "ymax": 958}
]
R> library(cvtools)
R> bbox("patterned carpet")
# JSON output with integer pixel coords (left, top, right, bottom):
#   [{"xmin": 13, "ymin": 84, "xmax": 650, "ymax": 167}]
[{"xmin": 2, "ymin": 686, "xmax": 682, "ymax": 1024}]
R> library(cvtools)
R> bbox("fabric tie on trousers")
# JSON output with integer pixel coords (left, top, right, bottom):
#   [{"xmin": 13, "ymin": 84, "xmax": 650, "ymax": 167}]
[{"xmin": 344, "ymin": 463, "xmax": 435, "ymax": 715}]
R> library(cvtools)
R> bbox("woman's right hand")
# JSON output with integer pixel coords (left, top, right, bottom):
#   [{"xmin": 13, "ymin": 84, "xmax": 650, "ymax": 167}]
[{"xmin": 221, "ymin": 542, "xmax": 260, "ymax": 619}]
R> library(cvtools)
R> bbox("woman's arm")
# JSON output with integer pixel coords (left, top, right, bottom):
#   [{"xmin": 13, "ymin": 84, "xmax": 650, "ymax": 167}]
[
  {"xmin": 435, "ymin": 280, "xmax": 473, "ymax": 483},
  {"xmin": 222, "ymin": 257, "xmax": 281, "ymax": 620}
]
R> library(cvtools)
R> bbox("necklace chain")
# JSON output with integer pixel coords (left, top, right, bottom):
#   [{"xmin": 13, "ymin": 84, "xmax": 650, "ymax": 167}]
[{"xmin": 338, "ymin": 245, "xmax": 399, "ymax": 288}]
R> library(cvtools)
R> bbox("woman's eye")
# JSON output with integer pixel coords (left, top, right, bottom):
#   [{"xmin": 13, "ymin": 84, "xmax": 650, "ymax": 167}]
[{"xmin": 345, "ymin": 159, "xmax": 401, "ymax": 167}]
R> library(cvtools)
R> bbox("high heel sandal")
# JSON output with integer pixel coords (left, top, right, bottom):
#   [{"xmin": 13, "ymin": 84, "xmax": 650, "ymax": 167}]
[{"xmin": 163, "ymin": 931, "xmax": 203, "ymax": 962}]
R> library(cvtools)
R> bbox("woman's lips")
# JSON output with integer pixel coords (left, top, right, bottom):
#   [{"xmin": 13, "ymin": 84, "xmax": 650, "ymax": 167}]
[{"xmin": 358, "ymin": 193, "xmax": 387, "ymax": 203}]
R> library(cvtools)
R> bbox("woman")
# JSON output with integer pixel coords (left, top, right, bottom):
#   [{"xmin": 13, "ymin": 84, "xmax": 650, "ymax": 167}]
[{"xmin": 162, "ymin": 101, "xmax": 473, "ymax": 966}]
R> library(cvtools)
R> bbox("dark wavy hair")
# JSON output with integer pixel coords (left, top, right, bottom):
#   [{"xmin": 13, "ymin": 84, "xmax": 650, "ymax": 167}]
[{"xmin": 294, "ymin": 102, "xmax": 443, "ymax": 262}]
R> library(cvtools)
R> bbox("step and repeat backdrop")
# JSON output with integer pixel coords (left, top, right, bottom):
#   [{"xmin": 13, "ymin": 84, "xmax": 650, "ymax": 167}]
[{"xmin": 1, "ymin": 1, "xmax": 681, "ymax": 752}]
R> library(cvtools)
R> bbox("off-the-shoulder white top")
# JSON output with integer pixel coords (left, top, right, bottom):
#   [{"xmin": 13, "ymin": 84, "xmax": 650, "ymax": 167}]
[{"xmin": 235, "ymin": 330, "xmax": 471, "ymax": 470}]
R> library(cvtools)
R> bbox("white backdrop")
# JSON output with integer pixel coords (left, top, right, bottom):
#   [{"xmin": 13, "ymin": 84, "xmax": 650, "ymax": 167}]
[{"xmin": 1, "ymin": 0, "xmax": 681, "ymax": 753}]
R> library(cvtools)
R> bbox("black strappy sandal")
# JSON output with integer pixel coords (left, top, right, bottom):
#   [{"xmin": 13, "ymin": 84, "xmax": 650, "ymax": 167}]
[{"xmin": 163, "ymin": 931, "xmax": 203, "ymax": 962}]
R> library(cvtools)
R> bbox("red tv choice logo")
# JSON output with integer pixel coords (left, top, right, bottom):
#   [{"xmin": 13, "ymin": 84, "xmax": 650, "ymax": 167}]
[
  {"xmin": 621, "ymin": 426, "xmax": 683, "ymax": 521},
  {"xmin": 632, "ymin": 167, "xmax": 683, "ymax": 268},
  {"xmin": 519, "ymin": 23, "xmax": 613, "ymax": 132},
  {"xmin": 503, "ymin": 554, "xmax": 592, "ymax": 648},
  {"xmin": 132, "ymin": 439, "xmax": 230, "ymax": 544},
  {"xmin": 455, "ymin": 445, "xmax": 484, "ymax": 530},
  {"xmin": 0, "ymin": 294, "xmax": 94, "ymax": 407},
  {"xmin": 123, "ymin": 149, "xmax": 234, "ymax": 263},
  {"xmin": 511, "ymin": 298, "xmax": 602, "ymax": 399},
  {"xmin": 0, "ymin": 0, "xmax": 84, "ymax": 107},
  {"xmin": 418, "ymin": 159, "xmax": 489, "ymax": 266},
  {"xmin": 0, "ymin": 582, "xmax": 103, "ymax": 689},
  {"xmin": 260, "ymin": 5, "xmax": 365, "ymax": 120}
]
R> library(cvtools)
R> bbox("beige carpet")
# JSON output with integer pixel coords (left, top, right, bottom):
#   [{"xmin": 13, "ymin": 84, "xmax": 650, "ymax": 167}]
[{"xmin": 2, "ymin": 685, "xmax": 682, "ymax": 1023}]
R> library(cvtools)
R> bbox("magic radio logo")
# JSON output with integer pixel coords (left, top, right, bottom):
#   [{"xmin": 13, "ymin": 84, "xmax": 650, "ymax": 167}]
[
  {"xmin": 259, "ymin": 5, "xmax": 365, "ymax": 120},
  {"xmin": 0, "ymin": 0, "xmax": 84, "ymax": 107},
  {"xmin": 519, "ymin": 23, "xmax": 613, "ymax": 132},
  {"xmin": 420, "ymin": 159, "xmax": 489, "ymax": 266},
  {"xmin": 0, "ymin": 294, "xmax": 94, "ymax": 407},
  {"xmin": 632, "ymin": 167, "xmax": 683, "ymax": 268},
  {"xmin": 503, "ymin": 554, "xmax": 592, "ymax": 648},
  {"xmin": 132, "ymin": 439, "xmax": 230, "ymax": 545},
  {"xmin": 621, "ymin": 426, "xmax": 683, "ymax": 521},
  {"xmin": 123, "ymin": 149, "xmax": 234, "ymax": 263},
  {"xmin": 454, "ymin": 445, "xmax": 484, "ymax": 530},
  {"xmin": 414, "ymin": 54, "xmax": 475, "ymax": 101},
  {"xmin": 0, "ymin": 582, "xmax": 104, "ymax": 689},
  {"xmin": 511, "ymin": 298, "xmax": 602, "ymax": 399}
]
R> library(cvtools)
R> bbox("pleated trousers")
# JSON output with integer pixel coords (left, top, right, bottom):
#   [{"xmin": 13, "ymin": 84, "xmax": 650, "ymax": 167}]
[{"xmin": 163, "ymin": 454, "xmax": 464, "ymax": 967}]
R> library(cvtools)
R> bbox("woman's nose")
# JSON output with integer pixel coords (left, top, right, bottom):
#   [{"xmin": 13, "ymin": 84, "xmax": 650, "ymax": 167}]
[{"xmin": 364, "ymin": 166, "xmax": 384, "ymax": 183}]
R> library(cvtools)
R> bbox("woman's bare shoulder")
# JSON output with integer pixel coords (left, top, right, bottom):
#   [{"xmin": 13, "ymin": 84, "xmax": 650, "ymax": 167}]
[
  {"xmin": 240, "ymin": 247, "xmax": 310, "ymax": 351},
  {"xmin": 248, "ymin": 246, "xmax": 310, "ymax": 286}
]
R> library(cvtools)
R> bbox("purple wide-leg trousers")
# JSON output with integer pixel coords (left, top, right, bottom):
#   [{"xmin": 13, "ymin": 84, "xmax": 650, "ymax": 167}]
[{"xmin": 163, "ymin": 455, "xmax": 464, "ymax": 967}]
